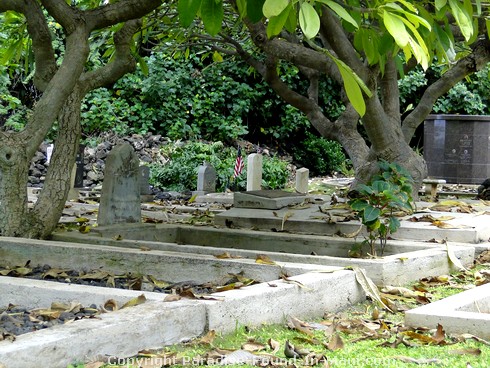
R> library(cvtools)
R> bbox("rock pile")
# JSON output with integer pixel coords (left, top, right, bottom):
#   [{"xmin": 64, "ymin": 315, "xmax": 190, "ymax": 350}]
[{"xmin": 29, "ymin": 133, "xmax": 169, "ymax": 189}]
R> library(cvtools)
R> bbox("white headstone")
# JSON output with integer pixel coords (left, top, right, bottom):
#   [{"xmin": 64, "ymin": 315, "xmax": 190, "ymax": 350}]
[
  {"xmin": 295, "ymin": 168, "xmax": 309, "ymax": 194},
  {"xmin": 246, "ymin": 153, "xmax": 263, "ymax": 191},
  {"xmin": 46, "ymin": 144, "xmax": 54, "ymax": 164}
]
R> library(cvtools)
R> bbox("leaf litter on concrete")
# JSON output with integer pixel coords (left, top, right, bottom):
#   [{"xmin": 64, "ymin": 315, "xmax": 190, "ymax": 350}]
[{"xmin": 77, "ymin": 251, "xmax": 490, "ymax": 368}]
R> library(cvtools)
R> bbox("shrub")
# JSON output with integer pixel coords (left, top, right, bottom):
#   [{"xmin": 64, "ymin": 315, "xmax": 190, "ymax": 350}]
[
  {"xmin": 292, "ymin": 131, "xmax": 347, "ymax": 176},
  {"xmin": 149, "ymin": 141, "xmax": 290, "ymax": 192}
]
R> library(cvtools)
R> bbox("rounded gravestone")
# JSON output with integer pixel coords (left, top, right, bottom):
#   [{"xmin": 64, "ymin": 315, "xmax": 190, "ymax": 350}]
[{"xmin": 97, "ymin": 143, "xmax": 141, "ymax": 226}]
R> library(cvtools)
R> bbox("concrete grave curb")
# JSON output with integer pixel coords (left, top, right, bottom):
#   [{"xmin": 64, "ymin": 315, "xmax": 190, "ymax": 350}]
[
  {"xmin": 0, "ymin": 237, "xmax": 365, "ymax": 368},
  {"xmin": 405, "ymin": 283, "xmax": 490, "ymax": 339},
  {"xmin": 54, "ymin": 224, "xmax": 476, "ymax": 286}
]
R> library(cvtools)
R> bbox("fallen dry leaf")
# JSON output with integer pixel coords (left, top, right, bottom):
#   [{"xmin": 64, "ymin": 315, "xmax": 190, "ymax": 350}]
[
  {"xmin": 199, "ymin": 330, "xmax": 216, "ymax": 345},
  {"xmin": 255, "ymin": 254, "xmax": 276, "ymax": 265},
  {"xmin": 449, "ymin": 348, "xmax": 481, "ymax": 356},
  {"xmin": 121, "ymin": 294, "xmax": 146, "ymax": 309},
  {"xmin": 241, "ymin": 340, "xmax": 267, "ymax": 352},
  {"xmin": 326, "ymin": 333, "xmax": 344, "ymax": 351}
]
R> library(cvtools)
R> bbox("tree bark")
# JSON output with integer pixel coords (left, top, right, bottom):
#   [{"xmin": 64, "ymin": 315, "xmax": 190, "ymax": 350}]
[{"xmin": 0, "ymin": 2, "xmax": 161, "ymax": 238}]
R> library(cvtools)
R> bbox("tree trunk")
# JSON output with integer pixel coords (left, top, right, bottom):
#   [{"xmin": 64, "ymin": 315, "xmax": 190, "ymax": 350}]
[
  {"xmin": 0, "ymin": 137, "xmax": 30, "ymax": 237},
  {"xmin": 26, "ymin": 90, "xmax": 83, "ymax": 239}
]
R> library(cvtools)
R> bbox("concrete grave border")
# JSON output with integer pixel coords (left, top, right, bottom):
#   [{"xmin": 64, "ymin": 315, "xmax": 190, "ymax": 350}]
[
  {"xmin": 0, "ymin": 237, "xmax": 364, "ymax": 368},
  {"xmin": 54, "ymin": 223, "xmax": 475, "ymax": 286},
  {"xmin": 405, "ymin": 283, "xmax": 490, "ymax": 339}
]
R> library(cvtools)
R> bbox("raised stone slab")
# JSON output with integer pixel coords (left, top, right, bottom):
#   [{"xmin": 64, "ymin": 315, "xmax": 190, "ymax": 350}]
[
  {"xmin": 405, "ymin": 283, "xmax": 490, "ymax": 339},
  {"xmin": 215, "ymin": 206, "xmax": 490, "ymax": 245},
  {"xmin": 54, "ymin": 224, "xmax": 475, "ymax": 286},
  {"xmin": 234, "ymin": 190, "xmax": 306, "ymax": 209}
]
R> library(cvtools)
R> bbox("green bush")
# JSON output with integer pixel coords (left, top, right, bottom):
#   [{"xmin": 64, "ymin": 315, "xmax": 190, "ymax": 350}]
[
  {"xmin": 292, "ymin": 131, "xmax": 347, "ymax": 176},
  {"xmin": 148, "ymin": 141, "xmax": 290, "ymax": 192}
]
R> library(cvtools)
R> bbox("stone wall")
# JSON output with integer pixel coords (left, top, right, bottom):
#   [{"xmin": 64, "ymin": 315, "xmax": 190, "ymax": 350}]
[{"xmin": 29, "ymin": 133, "xmax": 168, "ymax": 189}]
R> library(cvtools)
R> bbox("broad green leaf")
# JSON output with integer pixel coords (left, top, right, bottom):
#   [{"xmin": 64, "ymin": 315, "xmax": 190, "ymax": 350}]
[
  {"xmin": 318, "ymin": 0, "xmax": 358, "ymax": 29},
  {"xmin": 388, "ymin": 216, "xmax": 401, "ymax": 233},
  {"xmin": 284, "ymin": 5, "xmax": 297, "ymax": 33},
  {"xmin": 394, "ymin": 13, "xmax": 430, "ymax": 69},
  {"xmin": 137, "ymin": 55, "xmax": 149, "ymax": 76},
  {"xmin": 178, "ymin": 0, "xmax": 202, "ymax": 27},
  {"xmin": 363, "ymin": 205, "xmax": 381, "ymax": 223},
  {"xmin": 396, "ymin": 0, "xmax": 417, "ymax": 13},
  {"xmin": 201, "ymin": 0, "xmax": 224, "ymax": 35},
  {"xmin": 435, "ymin": 0, "xmax": 447, "ymax": 10},
  {"xmin": 299, "ymin": 2, "xmax": 320, "ymax": 39},
  {"xmin": 371, "ymin": 180, "xmax": 390, "ymax": 193},
  {"xmin": 350, "ymin": 199, "xmax": 369, "ymax": 211},
  {"xmin": 486, "ymin": 19, "xmax": 490, "ymax": 42},
  {"xmin": 247, "ymin": 0, "xmax": 266, "ymax": 22},
  {"xmin": 236, "ymin": 0, "xmax": 247, "ymax": 17},
  {"xmin": 266, "ymin": 3, "xmax": 292, "ymax": 38},
  {"xmin": 448, "ymin": 0, "xmax": 473, "ymax": 41},
  {"xmin": 334, "ymin": 59, "xmax": 366, "ymax": 116},
  {"xmin": 212, "ymin": 50, "xmax": 223, "ymax": 62},
  {"xmin": 382, "ymin": 10, "xmax": 410, "ymax": 47},
  {"xmin": 263, "ymin": 0, "xmax": 289, "ymax": 18}
]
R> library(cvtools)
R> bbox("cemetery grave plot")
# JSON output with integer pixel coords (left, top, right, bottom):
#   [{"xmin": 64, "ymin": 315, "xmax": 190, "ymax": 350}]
[
  {"xmin": 0, "ymin": 236, "xmax": 364, "ymax": 368},
  {"xmin": 54, "ymin": 223, "xmax": 475, "ymax": 286}
]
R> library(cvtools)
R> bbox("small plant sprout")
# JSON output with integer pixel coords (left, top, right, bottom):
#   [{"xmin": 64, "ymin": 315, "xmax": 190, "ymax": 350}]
[{"xmin": 349, "ymin": 161, "xmax": 415, "ymax": 257}]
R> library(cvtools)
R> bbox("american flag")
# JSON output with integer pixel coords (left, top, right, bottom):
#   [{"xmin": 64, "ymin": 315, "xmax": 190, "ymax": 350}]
[{"xmin": 233, "ymin": 147, "xmax": 245, "ymax": 178}]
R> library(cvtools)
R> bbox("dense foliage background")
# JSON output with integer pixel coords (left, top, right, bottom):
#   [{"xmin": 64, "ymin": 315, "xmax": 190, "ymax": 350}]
[{"xmin": 3, "ymin": 48, "xmax": 490, "ymax": 191}]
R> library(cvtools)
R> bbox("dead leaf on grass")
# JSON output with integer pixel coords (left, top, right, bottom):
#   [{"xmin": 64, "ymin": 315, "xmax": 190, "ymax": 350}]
[
  {"xmin": 288, "ymin": 317, "xmax": 315, "ymax": 336},
  {"xmin": 381, "ymin": 285, "xmax": 422, "ymax": 298},
  {"xmin": 326, "ymin": 333, "xmax": 344, "ymax": 351},
  {"xmin": 449, "ymin": 348, "xmax": 482, "ymax": 356},
  {"xmin": 241, "ymin": 340, "xmax": 267, "ymax": 352},
  {"xmin": 199, "ymin": 330, "xmax": 216, "ymax": 345},
  {"xmin": 458, "ymin": 333, "xmax": 490, "ymax": 346},
  {"xmin": 268, "ymin": 338, "xmax": 281, "ymax": 354},
  {"xmin": 391, "ymin": 356, "xmax": 442, "ymax": 364},
  {"xmin": 353, "ymin": 266, "xmax": 393, "ymax": 312}
]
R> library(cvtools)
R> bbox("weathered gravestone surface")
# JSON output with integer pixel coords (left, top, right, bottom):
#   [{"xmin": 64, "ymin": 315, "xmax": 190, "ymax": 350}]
[
  {"xmin": 295, "ymin": 168, "xmax": 309, "ymax": 194},
  {"xmin": 139, "ymin": 165, "xmax": 153, "ymax": 202},
  {"xmin": 234, "ymin": 189, "xmax": 305, "ymax": 209},
  {"xmin": 97, "ymin": 143, "xmax": 141, "ymax": 226},
  {"xmin": 196, "ymin": 161, "xmax": 217, "ymax": 194},
  {"xmin": 246, "ymin": 153, "xmax": 263, "ymax": 191}
]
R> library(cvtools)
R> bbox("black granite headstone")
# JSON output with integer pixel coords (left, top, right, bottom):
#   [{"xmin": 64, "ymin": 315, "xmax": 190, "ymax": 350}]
[
  {"xmin": 74, "ymin": 144, "xmax": 85, "ymax": 188},
  {"xmin": 424, "ymin": 115, "xmax": 490, "ymax": 184}
]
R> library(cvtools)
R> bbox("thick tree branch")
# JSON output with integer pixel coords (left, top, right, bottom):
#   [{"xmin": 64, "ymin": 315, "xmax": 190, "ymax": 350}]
[
  {"xmin": 319, "ymin": 5, "xmax": 367, "ymax": 79},
  {"xmin": 40, "ymin": 0, "xmax": 79, "ymax": 33},
  {"xmin": 79, "ymin": 20, "xmax": 141, "ymax": 94},
  {"xmin": 84, "ymin": 0, "xmax": 162, "ymax": 31},
  {"xmin": 21, "ymin": 27, "xmax": 90, "ymax": 157},
  {"xmin": 402, "ymin": 38, "xmax": 490, "ymax": 141},
  {"xmin": 245, "ymin": 21, "xmax": 342, "ymax": 85},
  {"xmin": 380, "ymin": 57, "xmax": 401, "ymax": 121}
]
